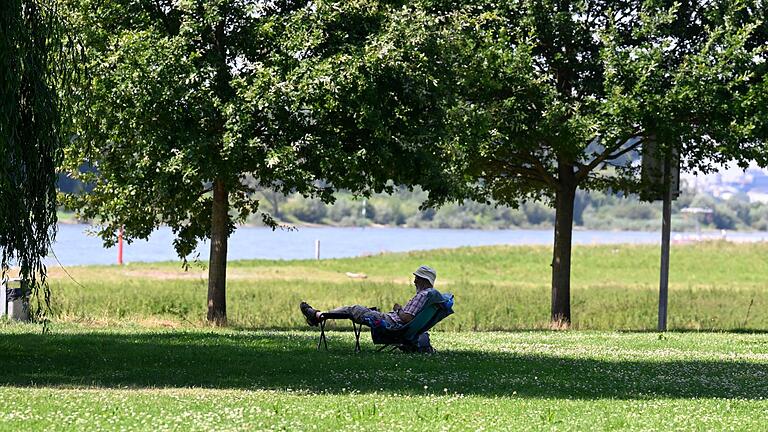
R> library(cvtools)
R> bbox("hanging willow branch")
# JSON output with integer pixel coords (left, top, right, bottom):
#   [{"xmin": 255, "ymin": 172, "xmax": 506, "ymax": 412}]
[{"xmin": 0, "ymin": 0, "xmax": 79, "ymax": 323}]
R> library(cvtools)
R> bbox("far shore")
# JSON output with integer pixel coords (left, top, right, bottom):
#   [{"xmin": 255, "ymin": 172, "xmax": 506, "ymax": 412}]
[{"xmin": 55, "ymin": 215, "xmax": 768, "ymax": 235}]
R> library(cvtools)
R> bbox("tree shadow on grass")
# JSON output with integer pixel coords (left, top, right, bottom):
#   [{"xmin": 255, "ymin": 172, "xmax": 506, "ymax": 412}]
[
  {"xmin": 0, "ymin": 330, "xmax": 765, "ymax": 400},
  {"xmin": 236, "ymin": 325, "xmax": 768, "ymax": 334},
  {"xmin": 617, "ymin": 328, "xmax": 768, "ymax": 335}
]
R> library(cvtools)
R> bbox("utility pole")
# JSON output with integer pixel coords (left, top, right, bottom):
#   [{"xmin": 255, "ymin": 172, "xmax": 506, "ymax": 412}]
[
  {"xmin": 658, "ymin": 157, "xmax": 672, "ymax": 331},
  {"xmin": 641, "ymin": 136, "xmax": 679, "ymax": 332}
]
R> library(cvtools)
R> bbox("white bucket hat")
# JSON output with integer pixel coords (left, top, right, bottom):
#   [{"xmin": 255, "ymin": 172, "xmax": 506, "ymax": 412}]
[{"xmin": 413, "ymin": 265, "xmax": 437, "ymax": 286}]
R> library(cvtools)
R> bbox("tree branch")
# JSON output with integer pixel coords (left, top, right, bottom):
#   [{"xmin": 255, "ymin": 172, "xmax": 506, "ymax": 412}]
[
  {"xmin": 485, "ymin": 170, "xmax": 550, "ymax": 187},
  {"xmin": 147, "ymin": 0, "xmax": 179, "ymax": 36},
  {"xmin": 196, "ymin": 187, "xmax": 213, "ymax": 199},
  {"xmin": 605, "ymin": 141, "xmax": 641, "ymax": 161},
  {"xmin": 482, "ymin": 157, "xmax": 557, "ymax": 189},
  {"xmin": 576, "ymin": 133, "xmax": 644, "ymax": 181},
  {"xmin": 523, "ymin": 153, "xmax": 559, "ymax": 189}
]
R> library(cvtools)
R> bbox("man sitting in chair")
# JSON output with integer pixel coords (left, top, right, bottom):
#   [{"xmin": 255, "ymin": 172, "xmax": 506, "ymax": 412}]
[{"xmin": 300, "ymin": 265, "xmax": 437, "ymax": 329}]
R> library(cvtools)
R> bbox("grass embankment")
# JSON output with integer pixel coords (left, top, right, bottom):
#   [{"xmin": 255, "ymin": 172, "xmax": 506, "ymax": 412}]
[
  {"xmin": 46, "ymin": 241, "xmax": 768, "ymax": 330},
  {"xmin": 0, "ymin": 323, "xmax": 766, "ymax": 431}
]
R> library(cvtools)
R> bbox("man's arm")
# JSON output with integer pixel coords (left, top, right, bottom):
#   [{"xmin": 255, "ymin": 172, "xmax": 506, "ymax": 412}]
[
  {"xmin": 397, "ymin": 309, "xmax": 414, "ymax": 324},
  {"xmin": 393, "ymin": 303, "xmax": 414, "ymax": 323}
]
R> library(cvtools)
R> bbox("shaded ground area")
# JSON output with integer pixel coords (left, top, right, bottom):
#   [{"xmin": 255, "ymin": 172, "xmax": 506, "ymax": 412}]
[{"xmin": 1, "ymin": 325, "xmax": 766, "ymax": 400}]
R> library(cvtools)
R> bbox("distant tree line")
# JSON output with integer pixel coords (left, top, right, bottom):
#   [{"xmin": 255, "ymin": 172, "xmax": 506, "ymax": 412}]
[
  {"xmin": 58, "ymin": 168, "xmax": 768, "ymax": 232},
  {"xmin": 245, "ymin": 186, "xmax": 768, "ymax": 232}
]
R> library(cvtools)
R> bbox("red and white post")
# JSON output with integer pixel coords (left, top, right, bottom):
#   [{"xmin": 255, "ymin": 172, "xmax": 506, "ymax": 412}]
[{"xmin": 118, "ymin": 226, "xmax": 124, "ymax": 265}]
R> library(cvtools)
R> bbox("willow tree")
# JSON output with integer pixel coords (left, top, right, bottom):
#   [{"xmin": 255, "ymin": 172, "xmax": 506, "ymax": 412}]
[
  {"xmin": 1, "ymin": 0, "xmax": 77, "ymax": 316},
  {"xmin": 420, "ymin": 0, "xmax": 768, "ymax": 324},
  {"xmin": 62, "ymin": 0, "xmax": 449, "ymax": 325}
]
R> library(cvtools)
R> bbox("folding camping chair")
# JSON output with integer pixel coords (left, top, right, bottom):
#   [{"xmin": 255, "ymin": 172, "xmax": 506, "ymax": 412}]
[
  {"xmin": 371, "ymin": 289, "xmax": 454, "ymax": 352},
  {"xmin": 314, "ymin": 289, "xmax": 454, "ymax": 353}
]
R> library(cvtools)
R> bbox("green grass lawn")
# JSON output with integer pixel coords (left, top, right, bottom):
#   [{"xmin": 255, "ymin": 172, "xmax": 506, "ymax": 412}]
[
  {"xmin": 0, "ymin": 322, "xmax": 766, "ymax": 431},
  {"xmin": 46, "ymin": 241, "xmax": 768, "ymax": 330},
  {"xmin": 2, "ymin": 242, "xmax": 766, "ymax": 430}
]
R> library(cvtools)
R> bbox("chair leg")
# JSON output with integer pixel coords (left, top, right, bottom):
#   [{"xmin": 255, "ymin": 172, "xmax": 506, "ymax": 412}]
[
  {"xmin": 352, "ymin": 321, "xmax": 362, "ymax": 353},
  {"xmin": 376, "ymin": 344, "xmax": 389, "ymax": 352},
  {"xmin": 317, "ymin": 320, "xmax": 328, "ymax": 351}
]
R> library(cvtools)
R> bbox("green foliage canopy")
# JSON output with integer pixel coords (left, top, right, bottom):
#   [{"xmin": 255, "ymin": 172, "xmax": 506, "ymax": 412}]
[
  {"xmin": 390, "ymin": 0, "xmax": 768, "ymax": 323},
  {"xmin": 62, "ymin": 0, "xmax": 449, "ymax": 259},
  {"xmin": 412, "ymin": 0, "xmax": 768, "ymax": 205}
]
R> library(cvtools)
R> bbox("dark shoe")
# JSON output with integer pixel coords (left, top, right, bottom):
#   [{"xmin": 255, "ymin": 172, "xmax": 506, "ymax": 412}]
[{"xmin": 300, "ymin": 301, "xmax": 320, "ymax": 327}]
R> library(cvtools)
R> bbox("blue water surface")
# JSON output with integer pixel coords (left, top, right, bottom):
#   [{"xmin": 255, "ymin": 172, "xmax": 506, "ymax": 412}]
[{"xmin": 47, "ymin": 224, "xmax": 768, "ymax": 267}]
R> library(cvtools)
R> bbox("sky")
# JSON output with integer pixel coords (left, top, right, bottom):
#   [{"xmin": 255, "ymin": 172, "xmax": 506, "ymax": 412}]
[{"xmin": 681, "ymin": 161, "xmax": 767, "ymax": 183}]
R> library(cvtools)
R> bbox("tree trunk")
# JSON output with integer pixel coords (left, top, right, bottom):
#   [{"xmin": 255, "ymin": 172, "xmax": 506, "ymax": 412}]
[
  {"xmin": 551, "ymin": 165, "xmax": 577, "ymax": 326},
  {"xmin": 207, "ymin": 178, "xmax": 228, "ymax": 326}
]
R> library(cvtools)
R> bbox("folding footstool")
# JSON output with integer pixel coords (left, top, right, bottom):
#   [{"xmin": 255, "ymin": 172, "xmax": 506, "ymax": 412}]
[{"xmin": 316, "ymin": 307, "xmax": 377, "ymax": 353}]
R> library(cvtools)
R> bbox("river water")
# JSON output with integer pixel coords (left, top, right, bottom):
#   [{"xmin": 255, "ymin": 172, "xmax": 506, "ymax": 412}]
[{"xmin": 44, "ymin": 224, "xmax": 768, "ymax": 267}]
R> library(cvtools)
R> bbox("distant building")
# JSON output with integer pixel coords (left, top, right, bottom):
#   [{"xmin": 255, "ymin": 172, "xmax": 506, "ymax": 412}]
[
  {"xmin": 713, "ymin": 185, "xmax": 739, "ymax": 201},
  {"xmin": 745, "ymin": 169, "xmax": 768, "ymax": 203},
  {"xmin": 747, "ymin": 189, "xmax": 768, "ymax": 204},
  {"xmin": 683, "ymin": 166, "xmax": 768, "ymax": 203}
]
